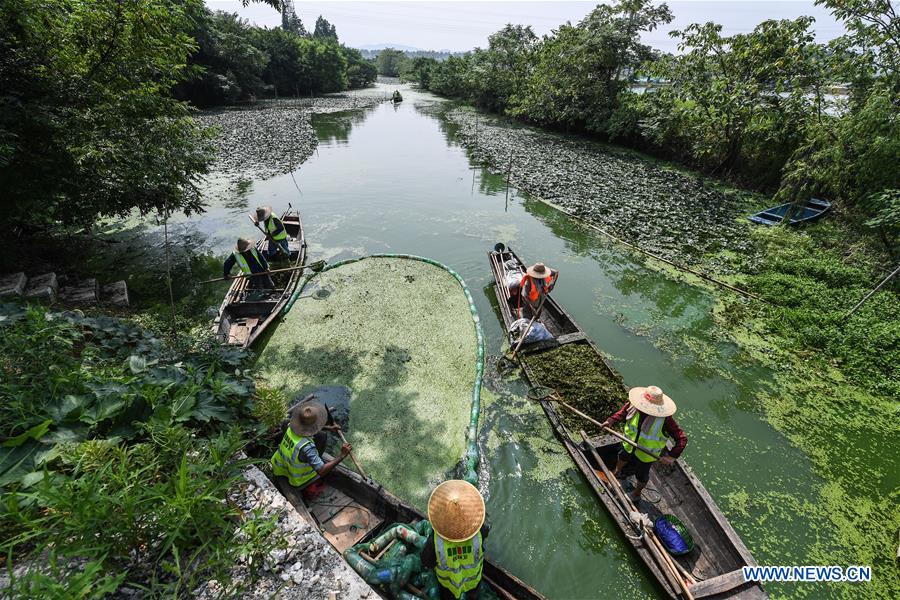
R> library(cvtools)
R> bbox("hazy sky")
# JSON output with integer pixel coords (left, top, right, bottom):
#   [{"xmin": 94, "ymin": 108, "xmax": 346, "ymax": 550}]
[{"xmin": 204, "ymin": 1, "xmax": 844, "ymax": 53}]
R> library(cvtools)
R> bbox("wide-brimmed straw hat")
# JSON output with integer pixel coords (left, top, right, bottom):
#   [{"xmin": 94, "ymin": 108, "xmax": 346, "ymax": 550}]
[
  {"xmin": 235, "ymin": 237, "xmax": 254, "ymax": 252},
  {"xmin": 526, "ymin": 262, "xmax": 552, "ymax": 279},
  {"xmin": 628, "ymin": 386, "xmax": 677, "ymax": 417},
  {"xmin": 428, "ymin": 480, "xmax": 485, "ymax": 542},
  {"xmin": 256, "ymin": 206, "xmax": 272, "ymax": 222},
  {"xmin": 289, "ymin": 400, "xmax": 328, "ymax": 437}
]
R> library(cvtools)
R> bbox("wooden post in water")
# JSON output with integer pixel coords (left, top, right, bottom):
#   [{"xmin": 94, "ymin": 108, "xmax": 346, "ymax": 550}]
[
  {"xmin": 504, "ymin": 148, "xmax": 513, "ymax": 212},
  {"xmin": 161, "ymin": 214, "xmax": 177, "ymax": 336}
]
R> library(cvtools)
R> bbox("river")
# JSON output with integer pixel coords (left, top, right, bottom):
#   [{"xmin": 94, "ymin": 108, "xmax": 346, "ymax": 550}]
[{"xmin": 100, "ymin": 82, "xmax": 846, "ymax": 599}]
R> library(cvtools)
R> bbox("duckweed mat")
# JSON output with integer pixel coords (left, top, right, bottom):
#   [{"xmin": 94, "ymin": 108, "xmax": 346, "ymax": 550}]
[
  {"xmin": 525, "ymin": 342, "xmax": 625, "ymax": 435},
  {"xmin": 258, "ymin": 257, "xmax": 479, "ymax": 508}
]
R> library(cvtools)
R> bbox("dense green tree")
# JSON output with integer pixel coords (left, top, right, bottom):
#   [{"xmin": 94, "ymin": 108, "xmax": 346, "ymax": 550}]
[
  {"xmin": 376, "ymin": 48, "xmax": 408, "ymax": 77},
  {"xmin": 280, "ymin": 0, "xmax": 307, "ymax": 36},
  {"xmin": 0, "ymin": 0, "xmax": 215, "ymax": 229},
  {"xmin": 343, "ymin": 46, "xmax": 378, "ymax": 88},
  {"xmin": 510, "ymin": 0, "xmax": 672, "ymax": 130},
  {"xmin": 312, "ymin": 15, "xmax": 338, "ymax": 42},
  {"xmin": 468, "ymin": 25, "xmax": 537, "ymax": 111},
  {"xmin": 175, "ymin": 10, "xmax": 275, "ymax": 106},
  {"xmin": 638, "ymin": 17, "xmax": 826, "ymax": 185}
]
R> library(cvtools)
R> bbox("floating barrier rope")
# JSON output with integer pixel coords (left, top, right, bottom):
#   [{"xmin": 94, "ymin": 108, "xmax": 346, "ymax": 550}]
[{"xmin": 283, "ymin": 253, "xmax": 485, "ymax": 485}]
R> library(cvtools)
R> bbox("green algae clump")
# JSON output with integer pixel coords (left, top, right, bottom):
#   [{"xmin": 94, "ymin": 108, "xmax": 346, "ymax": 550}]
[
  {"xmin": 525, "ymin": 342, "xmax": 626, "ymax": 434},
  {"xmin": 257, "ymin": 257, "xmax": 478, "ymax": 509}
]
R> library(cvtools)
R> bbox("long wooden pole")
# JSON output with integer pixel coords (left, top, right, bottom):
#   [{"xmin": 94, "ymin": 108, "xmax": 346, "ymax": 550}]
[
  {"xmin": 579, "ymin": 431, "xmax": 693, "ymax": 599},
  {"xmin": 249, "ymin": 215, "xmax": 291, "ymax": 259},
  {"xmin": 200, "ymin": 264, "xmax": 307, "ymax": 284},
  {"xmin": 509, "ymin": 294, "xmax": 546, "ymax": 360},
  {"xmin": 844, "ymin": 263, "xmax": 900, "ymax": 319},
  {"xmin": 547, "ymin": 393, "xmax": 658, "ymax": 457},
  {"xmin": 336, "ymin": 428, "xmax": 368, "ymax": 480}
]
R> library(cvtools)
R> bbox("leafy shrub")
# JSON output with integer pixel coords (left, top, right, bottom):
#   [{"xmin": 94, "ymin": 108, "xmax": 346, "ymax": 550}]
[
  {"xmin": 252, "ymin": 384, "xmax": 288, "ymax": 436},
  {"xmin": 0, "ymin": 303, "xmax": 275, "ymax": 595}
]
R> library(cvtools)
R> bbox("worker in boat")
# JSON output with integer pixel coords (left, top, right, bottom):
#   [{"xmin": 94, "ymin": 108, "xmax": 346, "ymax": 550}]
[
  {"xmin": 518, "ymin": 262, "xmax": 558, "ymax": 318},
  {"xmin": 599, "ymin": 386, "xmax": 688, "ymax": 503},
  {"xmin": 421, "ymin": 480, "xmax": 489, "ymax": 600},
  {"xmin": 223, "ymin": 237, "xmax": 274, "ymax": 289},
  {"xmin": 254, "ymin": 205, "xmax": 289, "ymax": 259},
  {"xmin": 270, "ymin": 397, "xmax": 352, "ymax": 497}
]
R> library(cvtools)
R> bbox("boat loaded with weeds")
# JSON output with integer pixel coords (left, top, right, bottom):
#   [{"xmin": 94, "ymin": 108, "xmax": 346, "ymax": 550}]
[{"xmin": 0, "ymin": 302, "xmax": 282, "ymax": 596}]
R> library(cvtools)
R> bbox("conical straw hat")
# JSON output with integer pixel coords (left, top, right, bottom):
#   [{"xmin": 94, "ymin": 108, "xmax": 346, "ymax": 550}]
[
  {"xmin": 427, "ymin": 480, "xmax": 485, "ymax": 542},
  {"xmin": 628, "ymin": 385, "xmax": 676, "ymax": 417},
  {"xmin": 236, "ymin": 237, "xmax": 254, "ymax": 252},
  {"xmin": 526, "ymin": 262, "xmax": 552, "ymax": 279}
]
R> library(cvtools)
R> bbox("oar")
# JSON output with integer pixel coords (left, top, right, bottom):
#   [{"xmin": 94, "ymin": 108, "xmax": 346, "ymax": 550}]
[
  {"xmin": 249, "ymin": 215, "xmax": 291, "ymax": 259},
  {"xmin": 336, "ymin": 427, "xmax": 368, "ymax": 481},
  {"xmin": 324, "ymin": 405, "xmax": 369, "ymax": 480},
  {"xmin": 508, "ymin": 293, "xmax": 546, "ymax": 361},
  {"xmin": 579, "ymin": 430, "xmax": 694, "ymax": 600},
  {"xmin": 531, "ymin": 388, "xmax": 658, "ymax": 457},
  {"xmin": 201, "ymin": 259, "xmax": 326, "ymax": 285}
]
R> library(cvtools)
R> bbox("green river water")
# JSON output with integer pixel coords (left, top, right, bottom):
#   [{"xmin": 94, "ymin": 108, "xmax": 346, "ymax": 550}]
[{"xmin": 95, "ymin": 83, "xmax": 880, "ymax": 599}]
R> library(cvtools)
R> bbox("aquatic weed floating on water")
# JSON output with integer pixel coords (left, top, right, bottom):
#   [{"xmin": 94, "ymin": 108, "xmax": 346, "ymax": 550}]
[{"xmin": 258, "ymin": 255, "xmax": 485, "ymax": 509}]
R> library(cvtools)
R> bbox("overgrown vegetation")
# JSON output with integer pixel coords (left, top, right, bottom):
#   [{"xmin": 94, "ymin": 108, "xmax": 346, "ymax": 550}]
[
  {"xmin": 0, "ymin": 302, "xmax": 277, "ymax": 595},
  {"xmin": 405, "ymin": 0, "xmax": 899, "ymax": 236}
]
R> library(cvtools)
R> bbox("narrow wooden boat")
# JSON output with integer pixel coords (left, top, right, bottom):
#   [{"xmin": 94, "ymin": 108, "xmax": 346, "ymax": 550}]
[
  {"xmin": 276, "ymin": 465, "xmax": 546, "ymax": 600},
  {"xmin": 488, "ymin": 243, "xmax": 766, "ymax": 600},
  {"xmin": 213, "ymin": 207, "xmax": 306, "ymax": 348},
  {"xmin": 748, "ymin": 197, "xmax": 831, "ymax": 226}
]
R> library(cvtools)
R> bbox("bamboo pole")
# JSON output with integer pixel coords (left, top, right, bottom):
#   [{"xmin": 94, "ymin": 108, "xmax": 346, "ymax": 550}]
[
  {"xmin": 844, "ymin": 263, "xmax": 900, "ymax": 319},
  {"xmin": 200, "ymin": 264, "xmax": 307, "ymax": 284}
]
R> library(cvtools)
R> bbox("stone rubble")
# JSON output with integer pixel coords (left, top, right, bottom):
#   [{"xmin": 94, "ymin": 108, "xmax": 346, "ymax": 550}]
[{"xmin": 193, "ymin": 465, "xmax": 375, "ymax": 600}]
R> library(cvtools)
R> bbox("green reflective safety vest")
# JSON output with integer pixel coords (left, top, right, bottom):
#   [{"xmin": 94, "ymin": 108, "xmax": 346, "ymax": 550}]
[
  {"xmin": 233, "ymin": 248, "xmax": 263, "ymax": 275},
  {"xmin": 622, "ymin": 407, "xmax": 669, "ymax": 463},
  {"xmin": 270, "ymin": 428, "xmax": 317, "ymax": 487},
  {"xmin": 434, "ymin": 532, "xmax": 484, "ymax": 599},
  {"xmin": 265, "ymin": 216, "xmax": 288, "ymax": 241}
]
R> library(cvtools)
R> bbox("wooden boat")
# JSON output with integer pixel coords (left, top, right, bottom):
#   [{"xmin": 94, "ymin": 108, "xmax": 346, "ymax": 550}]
[
  {"xmin": 487, "ymin": 243, "xmax": 766, "ymax": 600},
  {"xmin": 748, "ymin": 197, "xmax": 831, "ymax": 226},
  {"xmin": 276, "ymin": 464, "xmax": 546, "ymax": 600},
  {"xmin": 213, "ymin": 207, "xmax": 307, "ymax": 348}
]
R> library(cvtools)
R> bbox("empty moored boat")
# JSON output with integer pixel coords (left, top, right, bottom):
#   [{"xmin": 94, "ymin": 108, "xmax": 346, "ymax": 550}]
[
  {"xmin": 488, "ymin": 243, "xmax": 766, "ymax": 600},
  {"xmin": 748, "ymin": 197, "xmax": 831, "ymax": 226},
  {"xmin": 213, "ymin": 207, "xmax": 306, "ymax": 348}
]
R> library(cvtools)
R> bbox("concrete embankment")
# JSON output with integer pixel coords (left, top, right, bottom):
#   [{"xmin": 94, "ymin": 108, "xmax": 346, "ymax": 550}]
[{"xmin": 195, "ymin": 466, "xmax": 376, "ymax": 599}]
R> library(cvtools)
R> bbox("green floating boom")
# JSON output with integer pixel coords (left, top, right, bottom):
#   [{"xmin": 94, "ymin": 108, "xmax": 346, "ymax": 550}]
[{"xmin": 283, "ymin": 254, "xmax": 485, "ymax": 485}]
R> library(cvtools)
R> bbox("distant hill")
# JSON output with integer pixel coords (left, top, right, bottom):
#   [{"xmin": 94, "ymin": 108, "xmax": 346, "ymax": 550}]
[{"xmin": 357, "ymin": 43, "xmax": 423, "ymax": 52}]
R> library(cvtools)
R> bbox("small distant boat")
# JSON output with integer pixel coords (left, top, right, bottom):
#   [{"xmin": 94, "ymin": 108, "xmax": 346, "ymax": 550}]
[
  {"xmin": 213, "ymin": 207, "xmax": 306, "ymax": 348},
  {"xmin": 748, "ymin": 197, "xmax": 831, "ymax": 226}
]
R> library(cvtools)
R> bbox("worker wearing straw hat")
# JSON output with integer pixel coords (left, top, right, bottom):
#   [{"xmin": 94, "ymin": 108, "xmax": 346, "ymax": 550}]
[
  {"xmin": 599, "ymin": 386, "xmax": 689, "ymax": 503},
  {"xmin": 517, "ymin": 261, "xmax": 557, "ymax": 318},
  {"xmin": 421, "ymin": 480, "xmax": 489, "ymax": 600},
  {"xmin": 253, "ymin": 206, "xmax": 289, "ymax": 259},
  {"xmin": 223, "ymin": 237, "xmax": 274, "ymax": 289},
  {"xmin": 271, "ymin": 397, "xmax": 351, "ymax": 495}
]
